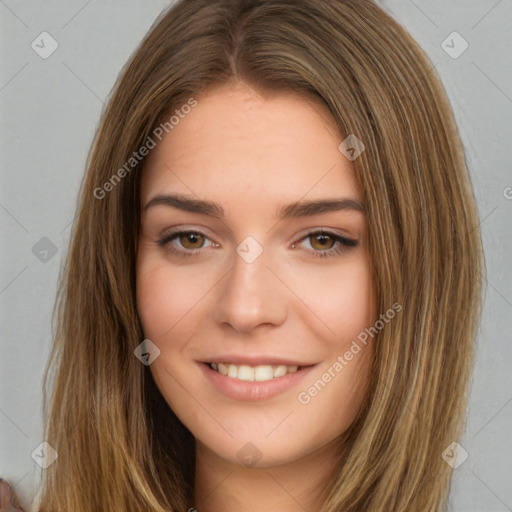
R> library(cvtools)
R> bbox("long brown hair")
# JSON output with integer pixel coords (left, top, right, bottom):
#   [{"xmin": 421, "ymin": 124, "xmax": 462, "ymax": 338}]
[{"xmin": 38, "ymin": 0, "xmax": 484, "ymax": 510}]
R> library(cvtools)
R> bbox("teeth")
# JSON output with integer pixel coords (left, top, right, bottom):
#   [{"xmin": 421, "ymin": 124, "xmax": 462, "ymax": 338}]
[
  {"xmin": 237, "ymin": 365, "xmax": 254, "ymax": 381},
  {"xmin": 209, "ymin": 362, "xmax": 300, "ymax": 382},
  {"xmin": 254, "ymin": 365, "xmax": 273, "ymax": 381},
  {"xmin": 273, "ymin": 365, "xmax": 287, "ymax": 378},
  {"xmin": 228, "ymin": 364, "xmax": 238, "ymax": 378}
]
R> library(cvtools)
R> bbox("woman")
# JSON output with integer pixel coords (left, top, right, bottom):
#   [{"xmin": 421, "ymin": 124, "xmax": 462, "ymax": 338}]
[{"xmin": 29, "ymin": 0, "xmax": 484, "ymax": 510}]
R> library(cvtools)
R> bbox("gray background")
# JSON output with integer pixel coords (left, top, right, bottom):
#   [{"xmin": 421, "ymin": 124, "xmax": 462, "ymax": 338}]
[{"xmin": 1, "ymin": 1, "xmax": 511, "ymax": 510}]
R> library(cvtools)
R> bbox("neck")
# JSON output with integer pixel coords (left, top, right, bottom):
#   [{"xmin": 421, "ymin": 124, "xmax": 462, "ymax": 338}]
[{"xmin": 193, "ymin": 437, "xmax": 342, "ymax": 512}]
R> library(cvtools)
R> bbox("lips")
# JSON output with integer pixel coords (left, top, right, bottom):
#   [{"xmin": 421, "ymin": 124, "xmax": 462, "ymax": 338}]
[
  {"xmin": 208, "ymin": 362, "xmax": 300, "ymax": 381},
  {"xmin": 199, "ymin": 360, "xmax": 317, "ymax": 401}
]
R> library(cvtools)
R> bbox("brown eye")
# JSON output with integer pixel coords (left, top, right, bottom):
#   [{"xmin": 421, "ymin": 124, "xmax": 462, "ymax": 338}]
[
  {"xmin": 309, "ymin": 233, "xmax": 336, "ymax": 251},
  {"xmin": 179, "ymin": 232, "xmax": 205, "ymax": 249}
]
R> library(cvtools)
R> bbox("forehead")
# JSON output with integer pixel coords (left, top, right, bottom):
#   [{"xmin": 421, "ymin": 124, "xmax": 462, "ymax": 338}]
[{"xmin": 140, "ymin": 81, "xmax": 361, "ymax": 208}]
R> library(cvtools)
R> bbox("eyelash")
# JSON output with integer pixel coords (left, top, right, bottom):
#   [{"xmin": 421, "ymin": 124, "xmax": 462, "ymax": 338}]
[{"xmin": 156, "ymin": 228, "xmax": 358, "ymax": 259}]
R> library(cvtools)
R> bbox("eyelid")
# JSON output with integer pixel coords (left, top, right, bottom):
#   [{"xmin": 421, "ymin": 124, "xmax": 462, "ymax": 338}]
[
  {"xmin": 156, "ymin": 227, "xmax": 217, "ymax": 250},
  {"xmin": 294, "ymin": 226, "xmax": 357, "ymax": 243},
  {"xmin": 156, "ymin": 224, "xmax": 216, "ymax": 242},
  {"xmin": 294, "ymin": 230, "xmax": 358, "ymax": 259}
]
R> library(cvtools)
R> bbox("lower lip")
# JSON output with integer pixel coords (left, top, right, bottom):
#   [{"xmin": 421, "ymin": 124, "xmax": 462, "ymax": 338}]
[{"xmin": 199, "ymin": 362, "xmax": 316, "ymax": 401}]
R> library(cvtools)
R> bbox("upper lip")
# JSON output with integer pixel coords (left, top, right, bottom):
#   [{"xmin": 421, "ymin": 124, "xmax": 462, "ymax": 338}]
[{"xmin": 200, "ymin": 355, "xmax": 317, "ymax": 367}]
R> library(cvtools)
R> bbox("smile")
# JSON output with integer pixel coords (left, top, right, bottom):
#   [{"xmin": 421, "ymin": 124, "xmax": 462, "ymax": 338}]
[
  {"xmin": 208, "ymin": 362, "xmax": 299, "ymax": 382},
  {"xmin": 200, "ymin": 361, "xmax": 317, "ymax": 401}
]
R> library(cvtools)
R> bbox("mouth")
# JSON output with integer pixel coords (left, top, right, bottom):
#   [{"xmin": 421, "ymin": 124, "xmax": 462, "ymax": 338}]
[
  {"xmin": 206, "ymin": 362, "xmax": 305, "ymax": 382},
  {"xmin": 199, "ymin": 360, "xmax": 317, "ymax": 401}
]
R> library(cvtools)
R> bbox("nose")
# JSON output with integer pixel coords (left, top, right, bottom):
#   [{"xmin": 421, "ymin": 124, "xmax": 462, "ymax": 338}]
[{"xmin": 213, "ymin": 243, "xmax": 288, "ymax": 333}]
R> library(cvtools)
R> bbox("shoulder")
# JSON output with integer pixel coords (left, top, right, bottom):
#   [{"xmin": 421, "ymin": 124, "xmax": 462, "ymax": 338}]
[{"xmin": 0, "ymin": 478, "xmax": 25, "ymax": 511}]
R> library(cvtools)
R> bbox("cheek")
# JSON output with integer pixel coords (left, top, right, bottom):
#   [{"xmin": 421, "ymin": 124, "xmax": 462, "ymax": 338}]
[
  {"xmin": 287, "ymin": 258, "xmax": 374, "ymax": 429},
  {"xmin": 136, "ymin": 254, "xmax": 209, "ymax": 342},
  {"xmin": 294, "ymin": 349, "xmax": 373, "ymax": 454},
  {"xmin": 286, "ymin": 257, "xmax": 373, "ymax": 343},
  {"xmin": 136, "ymin": 262, "xmax": 176, "ymax": 339}
]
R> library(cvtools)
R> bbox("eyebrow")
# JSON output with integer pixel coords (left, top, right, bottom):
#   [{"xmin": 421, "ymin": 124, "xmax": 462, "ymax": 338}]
[{"xmin": 144, "ymin": 193, "xmax": 365, "ymax": 219}]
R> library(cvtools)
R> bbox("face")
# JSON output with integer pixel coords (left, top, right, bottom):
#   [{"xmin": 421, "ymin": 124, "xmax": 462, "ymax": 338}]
[{"xmin": 136, "ymin": 80, "xmax": 374, "ymax": 468}]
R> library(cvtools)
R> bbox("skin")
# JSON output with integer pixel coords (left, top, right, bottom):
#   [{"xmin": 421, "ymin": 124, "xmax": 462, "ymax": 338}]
[{"xmin": 136, "ymin": 79, "xmax": 374, "ymax": 512}]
